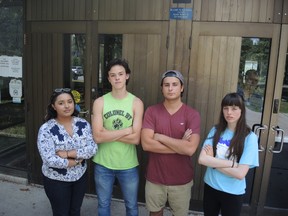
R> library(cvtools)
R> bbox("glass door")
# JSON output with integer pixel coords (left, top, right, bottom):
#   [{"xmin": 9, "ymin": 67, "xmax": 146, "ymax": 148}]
[
  {"xmin": 236, "ymin": 37, "xmax": 271, "ymax": 208},
  {"xmin": 95, "ymin": 21, "xmax": 169, "ymax": 202},
  {"xmin": 188, "ymin": 22, "xmax": 283, "ymax": 214},
  {"xmin": 0, "ymin": 1, "xmax": 26, "ymax": 176},
  {"xmin": 64, "ymin": 34, "xmax": 88, "ymax": 119},
  {"xmin": 256, "ymin": 25, "xmax": 288, "ymax": 216}
]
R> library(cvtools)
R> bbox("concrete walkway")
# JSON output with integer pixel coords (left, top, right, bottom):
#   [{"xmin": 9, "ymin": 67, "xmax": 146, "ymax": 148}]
[{"xmin": 0, "ymin": 174, "xmax": 203, "ymax": 216}]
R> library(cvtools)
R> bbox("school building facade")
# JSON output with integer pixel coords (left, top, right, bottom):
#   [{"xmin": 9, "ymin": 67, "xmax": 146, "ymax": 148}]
[{"xmin": 0, "ymin": 1, "xmax": 288, "ymax": 215}]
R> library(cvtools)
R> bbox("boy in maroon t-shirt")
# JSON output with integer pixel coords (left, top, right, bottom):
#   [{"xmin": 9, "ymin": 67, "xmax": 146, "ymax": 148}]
[{"xmin": 141, "ymin": 70, "xmax": 201, "ymax": 216}]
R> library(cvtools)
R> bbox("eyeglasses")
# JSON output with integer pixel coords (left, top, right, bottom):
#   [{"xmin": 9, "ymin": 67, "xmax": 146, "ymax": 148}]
[{"xmin": 54, "ymin": 88, "xmax": 71, "ymax": 93}]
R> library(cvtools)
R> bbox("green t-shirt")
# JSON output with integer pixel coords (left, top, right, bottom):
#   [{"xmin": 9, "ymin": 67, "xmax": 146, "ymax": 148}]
[{"xmin": 92, "ymin": 92, "xmax": 139, "ymax": 169}]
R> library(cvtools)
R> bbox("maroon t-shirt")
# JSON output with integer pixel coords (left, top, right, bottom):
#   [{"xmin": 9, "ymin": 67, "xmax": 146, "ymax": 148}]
[{"xmin": 142, "ymin": 103, "xmax": 201, "ymax": 185}]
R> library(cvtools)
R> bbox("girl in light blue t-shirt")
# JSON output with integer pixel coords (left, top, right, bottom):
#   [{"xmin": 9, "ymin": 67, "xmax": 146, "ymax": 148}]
[{"xmin": 198, "ymin": 92, "xmax": 259, "ymax": 216}]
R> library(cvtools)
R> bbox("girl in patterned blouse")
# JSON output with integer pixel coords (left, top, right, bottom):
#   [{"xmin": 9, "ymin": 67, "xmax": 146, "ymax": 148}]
[{"xmin": 37, "ymin": 88, "xmax": 97, "ymax": 216}]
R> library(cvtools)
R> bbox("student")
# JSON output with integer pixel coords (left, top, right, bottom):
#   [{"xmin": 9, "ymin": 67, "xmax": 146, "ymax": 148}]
[
  {"xmin": 198, "ymin": 92, "xmax": 259, "ymax": 216},
  {"xmin": 237, "ymin": 69, "xmax": 259, "ymax": 104},
  {"xmin": 37, "ymin": 88, "xmax": 97, "ymax": 216},
  {"xmin": 91, "ymin": 58, "xmax": 144, "ymax": 216},
  {"xmin": 141, "ymin": 70, "xmax": 201, "ymax": 216}
]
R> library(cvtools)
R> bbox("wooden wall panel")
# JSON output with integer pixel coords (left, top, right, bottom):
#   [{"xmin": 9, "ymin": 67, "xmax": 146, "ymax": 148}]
[
  {"xmin": 195, "ymin": 0, "xmax": 277, "ymax": 23},
  {"xmin": 26, "ymin": 0, "xmax": 284, "ymax": 23},
  {"xmin": 90, "ymin": 0, "xmax": 99, "ymax": 20},
  {"xmin": 193, "ymin": 0, "xmax": 202, "ymax": 21},
  {"xmin": 192, "ymin": 36, "xmax": 241, "ymax": 137},
  {"xmin": 26, "ymin": 31, "xmax": 66, "ymax": 183},
  {"xmin": 26, "ymin": 0, "xmax": 171, "ymax": 21},
  {"xmin": 259, "ymin": 0, "xmax": 268, "ymax": 22},
  {"xmin": 188, "ymin": 34, "xmax": 241, "ymax": 200},
  {"xmin": 220, "ymin": 0, "xmax": 231, "ymax": 21},
  {"xmin": 236, "ymin": 0, "xmax": 245, "ymax": 22},
  {"xmin": 123, "ymin": 34, "xmax": 161, "ymax": 108},
  {"xmin": 122, "ymin": 33, "xmax": 163, "ymax": 200},
  {"xmin": 251, "ymin": 0, "xmax": 261, "ymax": 22}
]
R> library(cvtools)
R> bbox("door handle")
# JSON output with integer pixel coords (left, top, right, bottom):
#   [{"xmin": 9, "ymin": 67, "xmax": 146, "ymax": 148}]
[
  {"xmin": 252, "ymin": 124, "xmax": 267, "ymax": 152},
  {"xmin": 79, "ymin": 109, "xmax": 89, "ymax": 118},
  {"xmin": 269, "ymin": 126, "xmax": 284, "ymax": 154}
]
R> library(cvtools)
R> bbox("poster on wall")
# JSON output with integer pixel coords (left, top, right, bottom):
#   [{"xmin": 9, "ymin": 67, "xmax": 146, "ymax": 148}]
[{"xmin": 0, "ymin": 55, "xmax": 22, "ymax": 78}]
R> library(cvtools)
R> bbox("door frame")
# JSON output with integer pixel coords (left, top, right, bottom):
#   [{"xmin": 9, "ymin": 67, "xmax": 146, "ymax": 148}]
[
  {"xmin": 27, "ymin": 20, "xmax": 169, "ymax": 200},
  {"xmin": 188, "ymin": 21, "xmax": 282, "ymax": 215},
  {"xmin": 256, "ymin": 24, "xmax": 288, "ymax": 216},
  {"xmin": 26, "ymin": 20, "xmax": 95, "ymax": 189}
]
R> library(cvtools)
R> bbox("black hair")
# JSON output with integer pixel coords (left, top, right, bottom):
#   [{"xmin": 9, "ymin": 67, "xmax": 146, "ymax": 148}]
[
  {"xmin": 44, "ymin": 90, "xmax": 79, "ymax": 122},
  {"xmin": 212, "ymin": 92, "xmax": 251, "ymax": 162},
  {"xmin": 106, "ymin": 58, "xmax": 131, "ymax": 85}
]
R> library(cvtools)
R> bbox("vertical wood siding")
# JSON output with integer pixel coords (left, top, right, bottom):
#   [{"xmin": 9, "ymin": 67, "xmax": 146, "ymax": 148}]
[
  {"xmin": 26, "ymin": 0, "xmax": 284, "ymax": 23},
  {"xmin": 24, "ymin": 0, "xmax": 286, "ymax": 206},
  {"xmin": 196, "ymin": 0, "xmax": 276, "ymax": 23},
  {"xmin": 25, "ymin": 31, "xmax": 64, "ymax": 182},
  {"xmin": 188, "ymin": 32, "xmax": 241, "ymax": 199}
]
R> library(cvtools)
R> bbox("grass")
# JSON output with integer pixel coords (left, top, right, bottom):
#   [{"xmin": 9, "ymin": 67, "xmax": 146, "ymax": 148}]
[{"xmin": 280, "ymin": 100, "xmax": 288, "ymax": 113}]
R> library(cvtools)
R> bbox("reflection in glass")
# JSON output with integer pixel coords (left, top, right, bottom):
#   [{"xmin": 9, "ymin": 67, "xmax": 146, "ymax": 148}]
[
  {"xmin": 71, "ymin": 35, "xmax": 85, "ymax": 82},
  {"xmin": 64, "ymin": 34, "xmax": 86, "ymax": 115},
  {"xmin": 98, "ymin": 34, "xmax": 122, "ymax": 97},
  {"xmin": 0, "ymin": 2, "xmax": 26, "ymax": 171},
  {"xmin": 238, "ymin": 38, "xmax": 271, "ymax": 205},
  {"xmin": 237, "ymin": 38, "xmax": 271, "ymax": 128}
]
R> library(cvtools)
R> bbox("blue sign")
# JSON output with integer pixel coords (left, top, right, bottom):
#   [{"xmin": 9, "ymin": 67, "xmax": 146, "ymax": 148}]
[{"xmin": 170, "ymin": 8, "xmax": 193, "ymax": 20}]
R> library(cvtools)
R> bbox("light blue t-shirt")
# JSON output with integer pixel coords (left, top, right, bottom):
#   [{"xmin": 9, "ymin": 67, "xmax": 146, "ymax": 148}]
[{"xmin": 203, "ymin": 127, "xmax": 259, "ymax": 195}]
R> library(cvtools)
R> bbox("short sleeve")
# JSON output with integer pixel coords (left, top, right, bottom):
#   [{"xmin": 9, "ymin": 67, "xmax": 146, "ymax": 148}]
[
  {"xmin": 239, "ymin": 132, "xmax": 259, "ymax": 168},
  {"xmin": 202, "ymin": 127, "xmax": 216, "ymax": 147},
  {"xmin": 142, "ymin": 106, "xmax": 155, "ymax": 131}
]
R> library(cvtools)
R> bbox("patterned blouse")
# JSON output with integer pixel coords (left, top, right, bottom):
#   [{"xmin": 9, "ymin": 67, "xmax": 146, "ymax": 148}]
[{"xmin": 37, "ymin": 117, "xmax": 97, "ymax": 182}]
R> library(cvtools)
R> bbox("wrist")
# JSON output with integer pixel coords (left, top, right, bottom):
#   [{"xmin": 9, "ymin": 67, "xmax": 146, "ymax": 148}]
[{"xmin": 75, "ymin": 159, "xmax": 80, "ymax": 166}]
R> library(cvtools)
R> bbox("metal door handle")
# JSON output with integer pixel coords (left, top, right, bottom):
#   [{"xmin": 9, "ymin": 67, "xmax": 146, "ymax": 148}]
[
  {"xmin": 269, "ymin": 126, "xmax": 284, "ymax": 154},
  {"xmin": 79, "ymin": 109, "xmax": 89, "ymax": 117},
  {"xmin": 252, "ymin": 124, "xmax": 267, "ymax": 152}
]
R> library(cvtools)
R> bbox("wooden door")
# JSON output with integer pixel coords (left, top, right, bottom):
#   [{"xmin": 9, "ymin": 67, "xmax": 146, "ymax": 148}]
[
  {"xmin": 25, "ymin": 21, "xmax": 95, "ymax": 189},
  {"xmin": 256, "ymin": 24, "xmax": 288, "ymax": 216},
  {"xmin": 94, "ymin": 20, "xmax": 169, "ymax": 201},
  {"xmin": 187, "ymin": 22, "xmax": 282, "ymax": 214}
]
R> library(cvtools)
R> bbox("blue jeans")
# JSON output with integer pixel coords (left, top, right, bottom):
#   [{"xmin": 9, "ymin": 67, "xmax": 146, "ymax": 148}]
[{"xmin": 94, "ymin": 164, "xmax": 139, "ymax": 216}]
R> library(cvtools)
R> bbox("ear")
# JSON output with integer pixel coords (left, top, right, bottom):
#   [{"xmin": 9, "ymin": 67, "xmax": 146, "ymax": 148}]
[
  {"xmin": 52, "ymin": 104, "xmax": 56, "ymax": 110},
  {"xmin": 126, "ymin": 74, "xmax": 130, "ymax": 80}
]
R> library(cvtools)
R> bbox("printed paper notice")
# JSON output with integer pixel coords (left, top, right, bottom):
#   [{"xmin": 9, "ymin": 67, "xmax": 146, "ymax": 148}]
[{"xmin": 0, "ymin": 55, "xmax": 22, "ymax": 78}]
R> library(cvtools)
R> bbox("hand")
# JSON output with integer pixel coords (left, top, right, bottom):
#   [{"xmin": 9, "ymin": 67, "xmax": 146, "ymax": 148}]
[
  {"xmin": 182, "ymin": 129, "xmax": 192, "ymax": 140},
  {"xmin": 203, "ymin": 145, "xmax": 213, "ymax": 156},
  {"xmin": 56, "ymin": 150, "xmax": 68, "ymax": 159},
  {"xmin": 153, "ymin": 133, "xmax": 161, "ymax": 141}
]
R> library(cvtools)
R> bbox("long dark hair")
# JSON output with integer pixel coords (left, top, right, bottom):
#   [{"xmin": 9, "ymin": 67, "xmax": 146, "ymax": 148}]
[
  {"xmin": 44, "ymin": 89, "xmax": 79, "ymax": 122},
  {"xmin": 212, "ymin": 92, "xmax": 251, "ymax": 162}
]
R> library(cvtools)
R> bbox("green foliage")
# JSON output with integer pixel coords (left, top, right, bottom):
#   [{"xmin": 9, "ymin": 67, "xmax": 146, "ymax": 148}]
[
  {"xmin": 280, "ymin": 101, "xmax": 288, "ymax": 113},
  {"xmin": 239, "ymin": 38, "xmax": 270, "ymax": 76}
]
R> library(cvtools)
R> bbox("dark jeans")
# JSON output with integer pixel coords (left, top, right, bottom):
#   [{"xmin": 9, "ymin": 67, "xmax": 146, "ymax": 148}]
[
  {"xmin": 43, "ymin": 172, "xmax": 87, "ymax": 216},
  {"xmin": 203, "ymin": 183, "xmax": 244, "ymax": 216}
]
